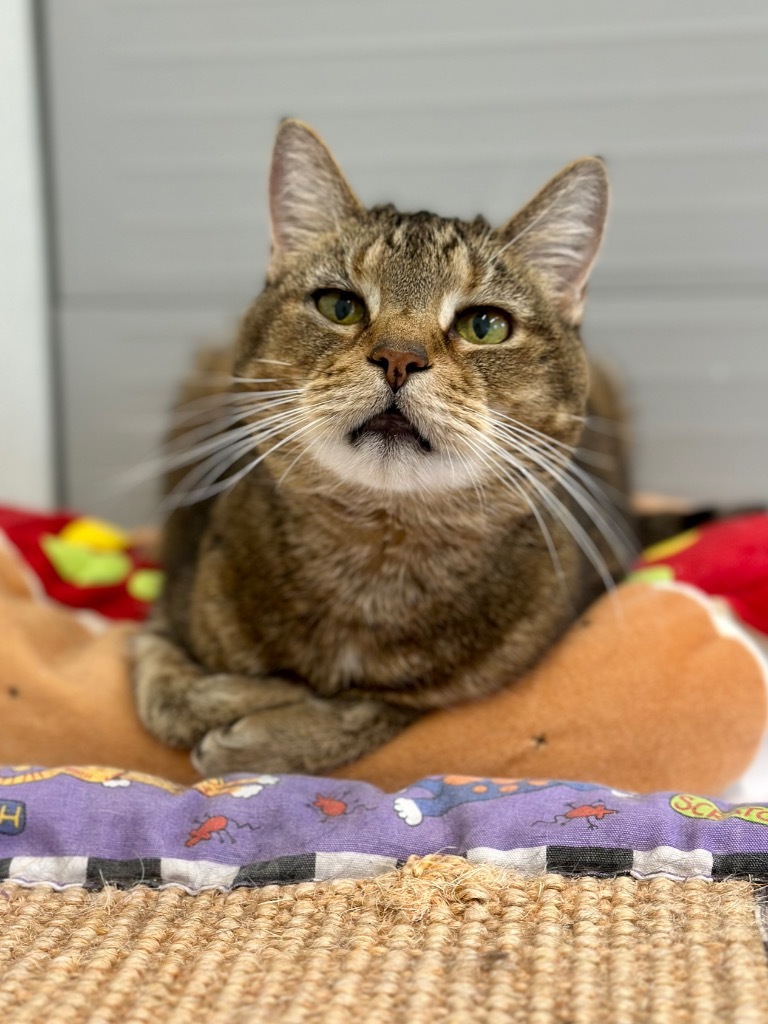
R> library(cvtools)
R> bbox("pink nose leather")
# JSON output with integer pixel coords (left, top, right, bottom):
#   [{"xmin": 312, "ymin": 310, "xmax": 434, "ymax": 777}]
[{"xmin": 368, "ymin": 344, "xmax": 429, "ymax": 391}]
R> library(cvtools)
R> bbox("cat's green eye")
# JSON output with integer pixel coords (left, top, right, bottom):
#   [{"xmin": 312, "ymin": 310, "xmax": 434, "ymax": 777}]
[
  {"xmin": 315, "ymin": 289, "xmax": 366, "ymax": 326},
  {"xmin": 455, "ymin": 308, "xmax": 512, "ymax": 345}
]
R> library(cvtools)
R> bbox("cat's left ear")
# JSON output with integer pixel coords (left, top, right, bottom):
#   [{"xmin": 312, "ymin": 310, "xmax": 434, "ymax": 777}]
[
  {"xmin": 500, "ymin": 158, "xmax": 609, "ymax": 325},
  {"xmin": 268, "ymin": 119, "xmax": 362, "ymax": 269}
]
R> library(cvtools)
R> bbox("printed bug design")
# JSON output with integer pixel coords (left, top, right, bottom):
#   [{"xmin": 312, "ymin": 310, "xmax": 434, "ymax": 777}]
[
  {"xmin": 185, "ymin": 814, "xmax": 259, "ymax": 847},
  {"xmin": 309, "ymin": 792, "xmax": 374, "ymax": 822},
  {"xmin": 533, "ymin": 802, "xmax": 618, "ymax": 831}
]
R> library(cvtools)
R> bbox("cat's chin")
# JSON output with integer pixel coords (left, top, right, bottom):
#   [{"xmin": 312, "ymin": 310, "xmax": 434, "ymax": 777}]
[{"xmin": 306, "ymin": 434, "xmax": 478, "ymax": 495}]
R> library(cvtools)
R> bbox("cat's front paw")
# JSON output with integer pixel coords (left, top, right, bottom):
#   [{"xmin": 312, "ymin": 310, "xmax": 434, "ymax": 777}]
[
  {"xmin": 192, "ymin": 713, "xmax": 306, "ymax": 776},
  {"xmin": 191, "ymin": 699, "xmax": 413, "ymax": 777}
]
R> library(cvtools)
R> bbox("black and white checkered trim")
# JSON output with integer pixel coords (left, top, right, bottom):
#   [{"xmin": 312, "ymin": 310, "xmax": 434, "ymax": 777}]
[
  {"xmin": 0, "ymin": 852, "xmax": 401, "ymax": 892},
  {"xmin": 1, "ymin": 847, "xmax": 768, "ymax": 892},
  {"xmin": 467, "ymin": 845, "xmax": 768, "ymax": 882}
]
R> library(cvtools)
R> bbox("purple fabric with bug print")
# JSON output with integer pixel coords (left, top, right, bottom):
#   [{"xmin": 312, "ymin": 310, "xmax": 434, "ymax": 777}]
[{"xmin": 0, "ymin": 767, "xmax": 767, "ymax": 891}]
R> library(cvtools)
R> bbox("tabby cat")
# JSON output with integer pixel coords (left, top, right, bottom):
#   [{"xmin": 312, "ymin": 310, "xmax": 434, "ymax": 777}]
[{"xmin": 132, "ymin": 119, "xmax": 633, "ymax": 776}]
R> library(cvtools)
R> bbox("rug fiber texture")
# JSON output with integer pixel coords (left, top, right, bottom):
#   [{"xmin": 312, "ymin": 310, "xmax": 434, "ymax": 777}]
[{"xmin": 0, "ymin": 855, "xmax": 766, "ymax": 1024}]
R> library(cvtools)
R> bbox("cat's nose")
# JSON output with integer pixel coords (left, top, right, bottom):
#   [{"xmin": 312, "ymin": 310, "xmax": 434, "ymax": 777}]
[{"xmin": 368, "ymin": 343, "xmax": 430, "ymax": 392}]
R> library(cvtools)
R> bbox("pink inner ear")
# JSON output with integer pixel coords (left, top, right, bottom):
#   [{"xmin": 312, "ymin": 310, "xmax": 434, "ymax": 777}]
[
  {"xmin": 268, "ymin": 120, "xmax": 361, "ymax": 259},
  {"xmin": 499, "ymin": 159, "xmax": 609, "ymax": 322}
]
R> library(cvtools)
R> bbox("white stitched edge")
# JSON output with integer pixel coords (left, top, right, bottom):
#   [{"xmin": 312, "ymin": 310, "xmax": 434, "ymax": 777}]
[{"xmin": 651, "ymin": 580, "xmax": 768, "ymax": 685}]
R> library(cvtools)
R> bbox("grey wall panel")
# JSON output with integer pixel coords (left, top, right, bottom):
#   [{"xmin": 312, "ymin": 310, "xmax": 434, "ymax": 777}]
[
  {"xmin": 58, "ymin": 307, "xmax": 239, "ymax": 525},
  {"xmin": 42, "ymin": 0, "xmax": 768, "ymax": 520},
  {"xmin": 44, "ymin": 0, "xmax": 768, "ymax": 299},
  {"xmin": 584, "ymin": 296, "xmax": 768, "ymax": 502}
]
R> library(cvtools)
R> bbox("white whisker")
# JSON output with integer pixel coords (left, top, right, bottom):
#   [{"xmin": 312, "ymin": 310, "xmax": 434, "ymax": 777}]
[
  {"xmin": 168, "ymin": 388, "xmax": 304, "ymax": 429},
  {"xmin": 169, "ymin": 416, "xmax": 306, "ymax": 501},
  {"xmin": 472, "ymin": 427, "xmax": 620, "ymax": 597},
  {"xmin": 176, "ymin": 398, "xmax": 306, "ymax": 438},
  {"xmin": 164, "ymin": 410, "xmax": 305, "ymax": 473},
  {"xmin": 169, "ymin": 418, "xmax": 323, "ymax": 507},
  {"xmin": 462, "ymin": 431, "xmax": 568, "ymax": 599},
  {"xmin": 168, "ymin": 396, "xmax": 303, "ymax": 450},
  {"xmin": 276, "ymin": 418, "xmax": 336, "ymax": 488},
  {"xmin": 490, "ymin": 418, "xmax": 636, "ymax": 567},
  {"xmin": 123, "ymin": 407, "xmax": 308, "ymax": 490},
  {"xmin": 236, "ymin": 358, "xmax": 296, "ymax": 368},
  {"xmin": 493, "ymin": 409, "xmax": 615, "ymax": 471}
]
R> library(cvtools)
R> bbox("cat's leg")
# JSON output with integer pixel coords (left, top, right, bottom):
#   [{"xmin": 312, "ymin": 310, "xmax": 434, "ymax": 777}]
[
  {"xmin": 192, "ymin": 699, "xmax": 417, "ymax": 776},
  {"xmin": 131, "ymin": 622, "xmax": 309, "ymax": 749}
]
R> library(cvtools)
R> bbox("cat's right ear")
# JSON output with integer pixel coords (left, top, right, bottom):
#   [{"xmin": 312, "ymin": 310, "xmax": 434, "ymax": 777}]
[{"xmin": 268, "ymin": 119, "xmax": 361, "ymax": 270}]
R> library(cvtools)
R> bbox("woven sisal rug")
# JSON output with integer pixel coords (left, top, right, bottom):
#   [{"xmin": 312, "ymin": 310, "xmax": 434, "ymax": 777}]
[{"xmin": 1, "ymin": 856, "xmax": 766, "ymax": 1024}]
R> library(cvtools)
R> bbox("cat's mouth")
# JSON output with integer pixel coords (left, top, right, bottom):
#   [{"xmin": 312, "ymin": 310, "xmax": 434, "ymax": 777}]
[{"xmin": 349, "ymin": 405, "xmax": 431, "ymax": 452}]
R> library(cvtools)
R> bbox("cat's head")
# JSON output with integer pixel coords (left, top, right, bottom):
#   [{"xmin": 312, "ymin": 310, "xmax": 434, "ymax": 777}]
[{"xmin": 234, "ymin": 119, "xmax": 608, "ymax": 498}]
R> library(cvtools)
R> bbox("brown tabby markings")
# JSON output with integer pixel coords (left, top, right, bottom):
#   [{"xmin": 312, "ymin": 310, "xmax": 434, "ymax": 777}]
[{"xmin": 132, "ymin": 119, "xmax": 631, "ymax": 776}]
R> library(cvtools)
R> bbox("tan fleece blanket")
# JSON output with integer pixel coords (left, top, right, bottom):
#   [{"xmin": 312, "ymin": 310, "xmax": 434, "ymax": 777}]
[{"xmin": 0, "ymin": 523, "xmax": 764, "ymax": 793}]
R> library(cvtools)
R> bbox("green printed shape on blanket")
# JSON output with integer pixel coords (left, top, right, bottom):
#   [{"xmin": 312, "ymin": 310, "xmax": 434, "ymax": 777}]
[{"xmin": 41, "ymin": 534, "xmax": 131, "ymax": 588}]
